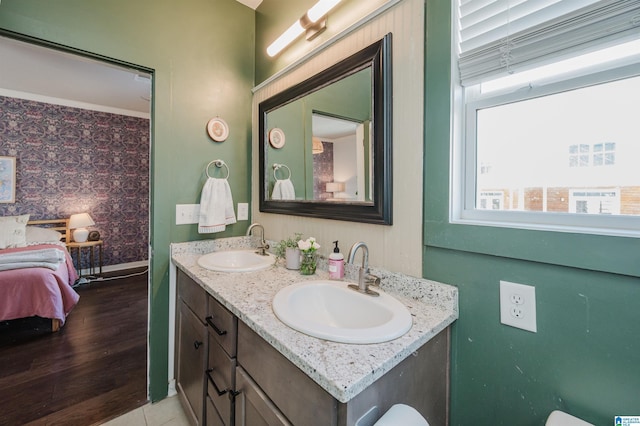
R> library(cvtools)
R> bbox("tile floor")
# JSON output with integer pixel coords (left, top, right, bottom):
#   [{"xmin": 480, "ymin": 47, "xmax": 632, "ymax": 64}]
[{"xmin": 102, "ymin": 395, "xmax": 189, "ymax": 426}]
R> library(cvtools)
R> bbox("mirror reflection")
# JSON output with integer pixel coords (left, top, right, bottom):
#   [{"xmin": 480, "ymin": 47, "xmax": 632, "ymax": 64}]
[
  {"xmin": 311, "ymin": 112, "xmax": 372, "ymax": 203},
  {"xmin": 259, "ymin": 34, "xmax": 392, "ymax": 224},
  {"xmin": 265, "ymin": 66, "xmax": 372, "ymax": 203}
]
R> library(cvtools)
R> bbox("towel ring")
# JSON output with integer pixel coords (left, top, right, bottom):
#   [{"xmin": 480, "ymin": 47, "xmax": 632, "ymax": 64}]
[
  {"xmin": 206, "ymin": 159, "xmax": 230, "ymax": 179},
  {"xmin": 272, "ymin": 163, "xmax": 291, "ymax": 181}
]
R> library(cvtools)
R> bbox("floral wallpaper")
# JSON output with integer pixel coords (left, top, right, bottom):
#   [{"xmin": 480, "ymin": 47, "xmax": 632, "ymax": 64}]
[
  {"xmin": 0, "ymin": 96, "xmax": 149, "ymax": 267},
  {"xmin": 313, "ymin": 141, "xmax": 333, "ymax": 199}
]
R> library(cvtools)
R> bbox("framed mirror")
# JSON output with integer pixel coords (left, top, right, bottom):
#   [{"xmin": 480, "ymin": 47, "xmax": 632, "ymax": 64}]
[{"xmin": 259, "ymin": 33, "xmax": 392, "ymax": 224}]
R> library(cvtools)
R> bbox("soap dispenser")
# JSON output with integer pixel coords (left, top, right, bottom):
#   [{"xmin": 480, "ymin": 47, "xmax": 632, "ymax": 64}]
[{"xmin": 328, "ymin": 240, "xmax": 344, "ymax": 280}]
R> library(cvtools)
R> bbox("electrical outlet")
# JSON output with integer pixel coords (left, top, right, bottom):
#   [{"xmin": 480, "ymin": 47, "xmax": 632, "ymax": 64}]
[
  {"xmin": 510, "ymin": 306, "xmax": 524, "ymax": 318},
  {"xmin": 500, "ymin": 280, "xmax": 537, "ymax": 332},
  {"xmin": 510, "ymin": 293, "xmax": 524, "ymax": 305}
]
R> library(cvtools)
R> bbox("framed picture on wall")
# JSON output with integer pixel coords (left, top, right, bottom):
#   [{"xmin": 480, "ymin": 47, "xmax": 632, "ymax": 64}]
[{"xmin": 0, "ymin": 156, "xmax": 16, "ymax": 203}]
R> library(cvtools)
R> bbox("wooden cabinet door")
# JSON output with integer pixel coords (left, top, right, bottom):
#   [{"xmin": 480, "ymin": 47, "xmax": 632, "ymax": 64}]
[
  {"xmin": 177, "ymin": 301, "xmax": 207, "ymax": 425},
  {"xmin": 206, "ymin": 396, "xmax": 226, "ymax": 426},
  {"xmin": 237, "ymin": 322, "xmax": 337, "ymax": 426},
  {"xmin": 178, "ymin": 269, "xmax": 207, "ymax": 319},
  {"xmin": 234, "ymin": 366, "xmax": 292, "ymax": 426}
]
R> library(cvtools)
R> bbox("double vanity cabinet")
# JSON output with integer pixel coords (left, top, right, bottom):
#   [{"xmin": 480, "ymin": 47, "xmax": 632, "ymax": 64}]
[{"xmin": 174, "ymin": 259, "xmax": 456, "ymax": 426}]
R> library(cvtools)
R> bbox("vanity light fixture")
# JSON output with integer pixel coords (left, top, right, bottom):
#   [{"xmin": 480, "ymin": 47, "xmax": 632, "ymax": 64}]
[{"xmin": 266, "ymin": 0, "xmax": 342, "ymax": 57}]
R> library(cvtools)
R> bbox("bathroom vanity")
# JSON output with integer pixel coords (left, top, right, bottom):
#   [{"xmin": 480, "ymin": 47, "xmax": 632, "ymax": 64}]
[{"xmin": 172, "ymin": 238, "xmax": 458, "ymax": 426}]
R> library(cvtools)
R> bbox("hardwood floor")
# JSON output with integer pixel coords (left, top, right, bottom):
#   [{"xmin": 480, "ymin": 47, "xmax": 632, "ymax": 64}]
[{"xmin": 0, "ymin": 269, "xmax": 148, "ymax": 426}]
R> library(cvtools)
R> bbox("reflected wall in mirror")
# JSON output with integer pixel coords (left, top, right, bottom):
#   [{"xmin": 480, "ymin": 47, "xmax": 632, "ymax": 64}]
[{"xmin": 259, "ymin": 33, "xmax": 392, "ymax": 224}]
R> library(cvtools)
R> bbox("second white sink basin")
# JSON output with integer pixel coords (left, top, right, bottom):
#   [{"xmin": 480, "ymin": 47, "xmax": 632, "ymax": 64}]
[
  {"xmin": 272, "ymin": 280, "xmax": 412, "ymax": 344},
  {"xmin": 197, "ymin": 250, "xmax": 275, "ymax": 272}
]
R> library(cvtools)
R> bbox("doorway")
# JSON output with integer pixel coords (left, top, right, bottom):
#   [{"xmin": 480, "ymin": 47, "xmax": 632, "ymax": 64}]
[{"xmin": 0, "ymin": 32, "xmax": 152, "ymax": 420}]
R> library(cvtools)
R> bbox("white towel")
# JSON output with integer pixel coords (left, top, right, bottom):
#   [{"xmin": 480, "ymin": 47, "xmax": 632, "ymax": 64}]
[
  {"xmin": 0, "ymin": 261, "xmax": 61, "ymax": 271},
  {"xmin": 198, "ymin": 178, "xmax": 236, "ymax": 234},
  {"xmin": 0, "ymin": 247, "xmax": 65, "ymax": 272},
  {"xmin": 271, "ymin": 179, "xmax": 296, "ymax": 200},
  {"xmin": 0, "ymin": 248, "xmax": 65, "ymax": 265}
]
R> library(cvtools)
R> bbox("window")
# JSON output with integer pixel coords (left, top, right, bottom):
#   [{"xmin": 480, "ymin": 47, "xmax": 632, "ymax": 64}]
[
  {"xmin": 593, "ymin": 142, "xmax": 616, "ymax": 166},
  {"xmin": 569, "ymin": 144, "xmax": 591, "ymax": 168},
  {"xmin": 479, "ymin": 191, "xmax": 504, "ymax": 210},
  {"xmin": 568, "ymin": 142, "xmax": 617, "ymax": 167},
  {"xmin": 453, "ymin": 0, "xmax": 640, "ymax": 237}
]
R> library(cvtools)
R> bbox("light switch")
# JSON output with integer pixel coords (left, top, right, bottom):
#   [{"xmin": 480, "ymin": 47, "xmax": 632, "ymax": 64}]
[
  {"xmin": 237, "ymin": 203, "xmax": 249, "ymax": 221},
  {"xmin": 176, "ymin": 204, "xmax": 200, "ymax": 225}
]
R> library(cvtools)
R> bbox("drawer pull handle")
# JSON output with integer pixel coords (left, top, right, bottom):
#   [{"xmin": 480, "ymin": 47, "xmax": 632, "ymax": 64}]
[
  {"xmin": 194, "ymin": 340, "xmax": 203, "ymax": 350},
  {"xmin": 206, "ymin": 369, "xmax": 229, "ymax": 396},
  {"xmin": 205, "ymin": 316, "xmax": 227, "ymax": 336}
]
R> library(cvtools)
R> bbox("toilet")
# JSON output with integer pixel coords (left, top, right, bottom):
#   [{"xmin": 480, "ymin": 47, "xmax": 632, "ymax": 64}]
[
  {"xmin": 371, "ymin": 406, "xmax": 593, "ymax": 426},
  {"xmin": 373, "ymin": 404, "xmax": 429, "ymax": 426},
  {"xmin": 546, "ymin": 410, "xmax": 594, "ymax": 426}
]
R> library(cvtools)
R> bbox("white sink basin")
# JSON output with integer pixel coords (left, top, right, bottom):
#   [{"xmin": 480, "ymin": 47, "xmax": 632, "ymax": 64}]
[
  {"xmin": 272, "ymin": 280, "xmax": 412, "ymax": 344},
  {"xmin": 197, "ymin": 250, "xmax": 275, "ymax": 272}
]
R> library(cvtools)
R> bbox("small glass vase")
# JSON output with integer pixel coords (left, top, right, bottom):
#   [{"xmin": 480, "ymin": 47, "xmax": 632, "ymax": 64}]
[{"xmin": 300, "ymin": 251, "xmax": 317, "ymax": 275}]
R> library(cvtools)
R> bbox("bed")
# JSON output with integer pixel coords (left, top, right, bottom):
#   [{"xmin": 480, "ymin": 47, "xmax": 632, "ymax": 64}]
[{"xmin": 0, "ymin": 215, "xmax": 79, "ymax": 332}]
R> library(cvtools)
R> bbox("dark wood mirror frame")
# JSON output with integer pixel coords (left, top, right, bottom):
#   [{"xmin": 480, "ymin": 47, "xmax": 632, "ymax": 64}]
[{"xmin": 259, "ymin": 33, "xmax": 393, "ymax": 224}]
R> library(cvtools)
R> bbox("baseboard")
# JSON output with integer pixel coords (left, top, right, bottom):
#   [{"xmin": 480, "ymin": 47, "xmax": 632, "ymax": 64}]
[
  {"xmin": 79, "ymin": 260, "xmax": 148, "ymax": 276},
  {"xmin": 103, "ymin": 260, "xmax": 149, "ymax": 273},
  {"xmin": 167, "ymin": 379, "xmax": 177, "ymax": 397}
]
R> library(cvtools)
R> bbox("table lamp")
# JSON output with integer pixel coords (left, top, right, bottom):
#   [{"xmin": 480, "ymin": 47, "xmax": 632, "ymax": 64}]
[
  {"xmin": 69, "ymin": 213, "xmax": 95, "ymax": 242},
  {"xmin": 326, "ymin": 182, "xmax": 345, "ymax": 198}
]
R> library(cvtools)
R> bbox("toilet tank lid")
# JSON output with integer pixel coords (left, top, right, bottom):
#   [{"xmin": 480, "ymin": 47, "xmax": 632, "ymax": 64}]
[{"xmin": 546, "ymin": 410, "xmax": 594, "ymax": 426}]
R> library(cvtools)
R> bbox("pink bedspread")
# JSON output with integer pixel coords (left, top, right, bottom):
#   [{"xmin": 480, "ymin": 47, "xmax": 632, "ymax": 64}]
[{"xmin": 0, "ymin": 244, "xmax": 79, "ymax": 326}]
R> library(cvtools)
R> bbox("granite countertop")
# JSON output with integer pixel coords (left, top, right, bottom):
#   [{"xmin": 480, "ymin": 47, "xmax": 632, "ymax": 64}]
[{"xmin": 171, "ymin": 237, "xmax": 458, "ymax": 403}]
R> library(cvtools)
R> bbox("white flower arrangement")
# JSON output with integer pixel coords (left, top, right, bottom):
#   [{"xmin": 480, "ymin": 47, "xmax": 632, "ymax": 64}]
[{"xmin": 297, "ymin": 237, "xmax": 320, "ymax": 253}]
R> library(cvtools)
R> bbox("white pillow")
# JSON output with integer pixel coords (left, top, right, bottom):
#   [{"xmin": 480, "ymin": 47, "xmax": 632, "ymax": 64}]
[
  {"xmin": 0, "ymin": 214, "xmax": 30, "ymax": 249},
  {"xmin": 26, "ymin": 226, "xmax": 63, "ymax": 243}
]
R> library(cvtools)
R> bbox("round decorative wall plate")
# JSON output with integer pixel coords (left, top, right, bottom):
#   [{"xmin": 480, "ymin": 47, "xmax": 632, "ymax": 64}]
[
  {"xmin": 207, "ymin": 117, "xmax": 229, "ymax": 142},
  {"xmin": 269, "ymin": 128, "xmax": 286, "ymax": 149}
]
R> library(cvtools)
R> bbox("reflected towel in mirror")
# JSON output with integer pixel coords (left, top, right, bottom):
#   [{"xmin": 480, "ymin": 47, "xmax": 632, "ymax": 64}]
[
  {"xmin": 198, "ymin": 178, "xmax": 236, "ymax": 233},
  {"xmin": 271, "ymin": 179, "xmax": 295, "ymax": 200}
]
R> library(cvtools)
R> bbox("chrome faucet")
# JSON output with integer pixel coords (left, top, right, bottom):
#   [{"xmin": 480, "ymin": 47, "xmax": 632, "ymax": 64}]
[
  {"xmin": 346, "ymin": 242, "xmax": 380, "ymax": 296},
  {"xmin": 246, "ymin": 223, "xmax": 269, "ymax": 256}
]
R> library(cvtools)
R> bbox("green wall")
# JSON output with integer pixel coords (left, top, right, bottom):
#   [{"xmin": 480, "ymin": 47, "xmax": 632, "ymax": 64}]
[
  {"xmin": 267, "ymin": 101, "xmax": 306, "ymax": 196},
  {"xmin": 424, "ymin": 0, "xmax": 640, "ymax": 424},
  {"xmin": 0, "ymin": 0, "xmax": 255, "ymax": 401}
]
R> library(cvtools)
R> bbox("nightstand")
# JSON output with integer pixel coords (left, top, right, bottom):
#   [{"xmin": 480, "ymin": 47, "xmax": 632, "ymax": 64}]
[{"xmin": 66, "ymin": 240, "xmax": 103, "ymax": 277}]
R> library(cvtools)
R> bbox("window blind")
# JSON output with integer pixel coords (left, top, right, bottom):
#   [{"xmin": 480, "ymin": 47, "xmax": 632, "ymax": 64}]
[{"xmin": 457, "ymin": 0, "xmax": 640, "ymax": 85}]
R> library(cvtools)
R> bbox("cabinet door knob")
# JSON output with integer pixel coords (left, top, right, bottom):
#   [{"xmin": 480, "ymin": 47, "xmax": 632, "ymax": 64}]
[{"xmin": 194, "ymin": 340, "xmax": 203, "ymax": 349}]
